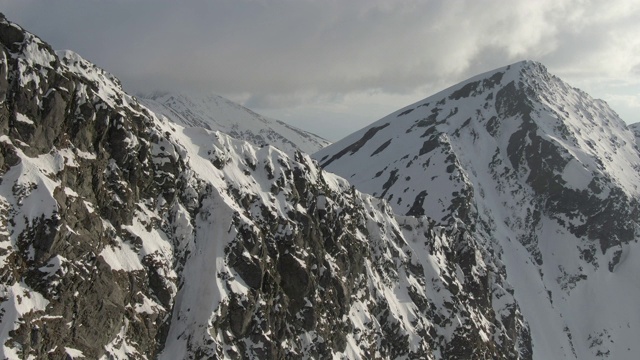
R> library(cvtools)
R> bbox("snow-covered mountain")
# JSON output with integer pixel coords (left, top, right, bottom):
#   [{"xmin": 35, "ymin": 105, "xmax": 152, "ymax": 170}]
[
  {"xmin": 315, "ymin": 61, "xmax": 640, "ymax": 359},
  {"xmin": 630, "ymin": 122, "xmax": 640, "ymax": 147},
  {"xmin": 139, "ymin": 92, "xmax": 330, "ymax": 155},
  {"xmin": 0, "ymin": 14, "xmax": 533, "ymax": 359}
]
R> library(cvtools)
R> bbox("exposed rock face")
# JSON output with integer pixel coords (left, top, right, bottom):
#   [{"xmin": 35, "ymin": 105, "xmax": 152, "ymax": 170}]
[
  {"xmin": 315, "ymin": 61, "xmax": 640, "ymax": 359},
  {"xmin": 0, "ymin": 14, "xmax": 531, "ymax": 359},
  {"xmin": 0, "ymin": 14, "xmax": 184, "ymax": 359}
]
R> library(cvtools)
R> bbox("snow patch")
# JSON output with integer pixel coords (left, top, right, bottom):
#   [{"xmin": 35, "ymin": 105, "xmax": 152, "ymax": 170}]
[{"xmin": 15, "ymin": 113, "xmax": 34, "ymax": 125}]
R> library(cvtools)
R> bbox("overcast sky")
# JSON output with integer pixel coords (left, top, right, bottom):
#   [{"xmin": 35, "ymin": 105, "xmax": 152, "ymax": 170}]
[{"xmin": 2, "ymin": 0, "xmax": 640, "ymax": 140}]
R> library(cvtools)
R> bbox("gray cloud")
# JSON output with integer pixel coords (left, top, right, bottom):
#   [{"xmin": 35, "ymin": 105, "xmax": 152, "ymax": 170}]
[{"xmin": 2, "ymin": 0, "xmax": 640, "ymax": 139}]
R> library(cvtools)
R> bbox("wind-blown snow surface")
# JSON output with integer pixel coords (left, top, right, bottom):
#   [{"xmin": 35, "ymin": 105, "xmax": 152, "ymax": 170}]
[
  {"xmin": 139, "ymin": 92, "xmax": 331, "ymax": 156},
  {"xmin": 630, "ymin": 122, "xmax": 640, "ymax": 148},
  {"xmin": 315, "ymin": 61, "xmax": 640, "ymax": 359},
  {"xmin": 0, "ymin": 14, "xmax": 531, "ymax": 359}
]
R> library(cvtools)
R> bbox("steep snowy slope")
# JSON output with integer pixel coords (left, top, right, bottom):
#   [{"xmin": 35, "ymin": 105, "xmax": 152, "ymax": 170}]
[
  {"xmin": 315, "ymin": 61, "xmax": 640, "ymax": 359},
  {"xmin": 630, "ymin": 122, "xmax": 640, "ymax": 147},
  {"xmin": 139, "ymin": 92, "xmax": 330, "ymax": 155},
  {"xmin": 0, "ymin": 14, "xmax": 531, "ymax": 359}
]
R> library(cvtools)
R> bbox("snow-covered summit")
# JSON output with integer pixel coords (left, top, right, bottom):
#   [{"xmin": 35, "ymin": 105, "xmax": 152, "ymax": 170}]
[
  {"xmin": 316, "ymin": 59, "xmax": 640, "ymax": 220},
  {"xmin": 314, "ymin": 60, "xmax": 640, "ymax": 359},
  {"xmin": 139, "ymin": 91, "xmax": 331, "ymax": 155}
]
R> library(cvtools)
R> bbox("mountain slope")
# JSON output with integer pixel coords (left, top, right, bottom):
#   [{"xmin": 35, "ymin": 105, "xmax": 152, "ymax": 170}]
[
  {"xmin": 139, "ymin": 92, "xmax": 330, "ymax": 155},
  {"xmin": 315, "ymin": 61, "xmax": 640, "ymax": 359},
  {"xmin": 0, "ymin": 14, "xmax": 531, "ymax": 359},
  {"xmin": 630, "ymin": 122, "xmax": 640, "ymax": 147}
]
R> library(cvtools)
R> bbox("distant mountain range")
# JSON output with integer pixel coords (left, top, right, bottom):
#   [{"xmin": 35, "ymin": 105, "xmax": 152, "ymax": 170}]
[
  {"xmin": 1, "ymin": 12, "xmax": 639, "ymax": 360},
  {"xmin": 139, "ymin": 91, "xmax": 330, "ymax": 155}
]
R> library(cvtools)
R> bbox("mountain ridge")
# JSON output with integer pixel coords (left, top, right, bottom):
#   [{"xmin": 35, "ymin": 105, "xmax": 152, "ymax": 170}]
[
  {"xmin": 630, "ymin": 122, "xmax": 640, "ymax": 147},
  {"xmin": 2, "ymin": 11, "xmax": 639, "ymax": 360},
  {"xmin": 0, "ymin": 13, "xmax": 531, "ymax": 359},
  {"xmin": 316, "ymin": 60, "xmax": 640, "ymax": 223},
  {"xmin": 314, "ymin": 60, "xmax": 640, "ymax": 359},
  {"xmin": 139, "ymin": 91, "xmax": 331, "ymax": 155}
]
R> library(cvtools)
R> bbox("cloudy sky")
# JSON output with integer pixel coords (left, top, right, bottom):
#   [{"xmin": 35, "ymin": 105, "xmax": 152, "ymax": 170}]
[{"xmin": 2, "ymin": 0, "xmax": 640, "ymax": 140}]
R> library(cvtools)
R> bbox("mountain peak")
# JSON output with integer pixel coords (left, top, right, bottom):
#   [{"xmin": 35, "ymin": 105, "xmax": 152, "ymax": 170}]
[
  {"xmin": 511, "ymin": 58, "xmax": 546, "ymax": 71},
  {"xmin": 437, "ymin": 60, "xmax": 551, "ymax": 105},
  {"xmin": 497, "ymin": 59, "xmax": 547, "ymax": 78},
  {"xmin": 314, "ymin": 61, "xmax": 640, "ymax": 358},
  {"xmin": 316, "ymin": 60, "xmax": 639, "ymax": 219}
]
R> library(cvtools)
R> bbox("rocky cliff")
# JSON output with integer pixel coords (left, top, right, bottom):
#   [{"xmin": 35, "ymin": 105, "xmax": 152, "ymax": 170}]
[{"xmin": 0, "ymin": 14, "xmax": 531, "ymax": 359}]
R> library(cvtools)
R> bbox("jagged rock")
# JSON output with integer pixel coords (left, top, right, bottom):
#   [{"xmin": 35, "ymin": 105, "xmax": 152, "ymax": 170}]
[{"xmin": 0, "ymin": 14, "xmax": 531, "ymax": 360}]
